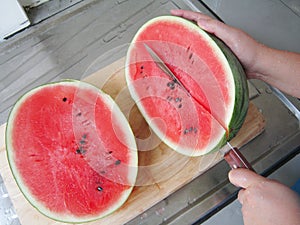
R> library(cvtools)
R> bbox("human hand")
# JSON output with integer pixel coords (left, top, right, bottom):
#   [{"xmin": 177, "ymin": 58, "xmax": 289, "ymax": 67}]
[
  {"xmin": 170, "ymin": 9, "xmax": 263, "ymax": 79},
  {"xmin": 171, "ymin": 9, "xmax": 300, "ymax": 98},
  {"xmin": 229, "ymin": 168, "xmax": 300, "ymax": 225}
]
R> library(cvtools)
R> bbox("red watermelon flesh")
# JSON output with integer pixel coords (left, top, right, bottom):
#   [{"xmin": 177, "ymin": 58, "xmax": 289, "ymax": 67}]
[
  {"xmin": 6, "ymin": 80, "xmax": 138, "ymax": 222},
  {"xmin": 125, "ymin": 16, "xmax": 248, "ymax": 156}
]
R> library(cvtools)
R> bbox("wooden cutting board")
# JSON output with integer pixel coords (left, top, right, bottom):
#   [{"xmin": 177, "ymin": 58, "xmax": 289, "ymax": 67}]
[{"xmin": 0, "ymin": 57, "xmax": 265, "ymax": 225}]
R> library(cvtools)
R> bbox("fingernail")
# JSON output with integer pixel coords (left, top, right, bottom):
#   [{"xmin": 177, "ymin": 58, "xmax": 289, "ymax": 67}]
[{"xmin": 228, "ymin": 169, "xmax": 238, "ymax": 186}]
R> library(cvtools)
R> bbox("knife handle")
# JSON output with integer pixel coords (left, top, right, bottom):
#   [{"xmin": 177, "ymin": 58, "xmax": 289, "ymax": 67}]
[{"xmin": 224, "ymin": 147, "xmax": 255, "ymax": 172}]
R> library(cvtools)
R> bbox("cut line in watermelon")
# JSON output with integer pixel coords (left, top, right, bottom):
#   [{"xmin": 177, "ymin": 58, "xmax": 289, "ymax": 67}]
[
  {"xmin": 5, "ymin": 80, "xmax": 138, "ymax": 223},
  {"xmin": 125, "ymin": 16, "xmax": 249, "ymax": 156}
]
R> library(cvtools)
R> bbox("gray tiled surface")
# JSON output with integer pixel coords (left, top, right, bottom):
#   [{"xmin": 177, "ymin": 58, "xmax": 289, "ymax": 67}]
[
  {"xmin": 203, "ymin": 0, "xmax": 300, "ymax": 52},
  {"xmin": 280, "ymin": 0, "xmax": 300, "ymax": 16},
  {"xmin": 0, "ymin": 175, "xmax": 20, "ymax": 225},
  {"xmin": 25, "ymin": 0, "xmax": 83, "ymax": 25}
]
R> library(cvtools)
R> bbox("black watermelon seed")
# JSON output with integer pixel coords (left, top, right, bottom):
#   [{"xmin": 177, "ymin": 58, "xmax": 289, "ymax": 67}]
[
  {"xmin": 76, "ymin": 147, "xmax": 86, "ymax": 154},
  {"xmin": 178, "ymin": 104, "xmax": 182, "ymax": 108},
  {"xmin": 167, "ymin": 82, "xmax": 174, "ymax": 87},
  {"xmin": 97, "ymin": 186, "xmax": 103, "ymax": 192},
  {"xmin": 62, "ymin": 97, "xmax": 67, "ymax": 102},
  {"xmin": 115, "ymin": 159, "xmax": 121, "ymax": 165}
]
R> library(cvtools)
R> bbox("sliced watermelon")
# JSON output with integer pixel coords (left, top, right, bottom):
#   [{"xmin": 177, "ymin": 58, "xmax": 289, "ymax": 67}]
[
  {"xmin": 125, "ymin": 16, "xmax": 248, "ymax": 156},
  {"xmin": 6, "ymin": 80, "xmax": 138, "ymax": 223}
]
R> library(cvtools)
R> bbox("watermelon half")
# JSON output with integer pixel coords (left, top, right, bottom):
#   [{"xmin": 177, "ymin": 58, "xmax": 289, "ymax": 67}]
[
  {"xmin": 125, "ymin": 16, "xmax": 248, "ymax": 156},
  {"xmin": 6, "ymin": 80, "xmax": 138, "ymax": 223}
]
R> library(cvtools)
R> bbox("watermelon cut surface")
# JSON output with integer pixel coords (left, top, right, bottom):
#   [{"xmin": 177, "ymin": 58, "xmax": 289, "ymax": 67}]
[
  {"xmin": 125, "ymin": 16, "xmax": 248, "ymax": 156},
  {"xmin": 6, "ymin": 80, "xmax": 138, "ymax": 223}
]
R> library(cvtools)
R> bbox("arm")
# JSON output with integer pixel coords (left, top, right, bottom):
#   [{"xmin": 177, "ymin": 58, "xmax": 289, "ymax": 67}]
[
  {"xmin": 171, "ymin": 9, "xmax": 300, "ymax": 98},
  {"xmin": 253, "ymin": 47, "xmax": 300, "ymax": 98}
]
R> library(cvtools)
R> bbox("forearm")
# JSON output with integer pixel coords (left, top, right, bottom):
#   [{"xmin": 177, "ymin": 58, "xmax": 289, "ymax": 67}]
[{"xmin": 252, "ymin": 46, "xmax": 300, "ymax": 98}]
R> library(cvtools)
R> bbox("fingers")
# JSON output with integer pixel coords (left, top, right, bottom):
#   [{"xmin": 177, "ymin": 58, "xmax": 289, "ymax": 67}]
[
  {"xmin": 170, "ymin": 9, "xmax": 217, "ymax": 32},
  {"xmin": 170, "ymin": 9, "xmax": 237, "ymax": 47},
  {"xmin": 170, "ymin": 9, "xmax": 212, "ymax": 21},
  {"xmin": 228, "ymin": 168, "xmax": 266, "ymax": 189},
  {"xmin": 229, "ymin": 169, "xmax": 266, "ymax": 206}
]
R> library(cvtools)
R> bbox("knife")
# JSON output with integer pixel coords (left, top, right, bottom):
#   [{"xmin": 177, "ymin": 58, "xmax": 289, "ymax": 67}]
[{"xmin": 144, "ymin": 43, "xmax": 254, "ymax": 171}]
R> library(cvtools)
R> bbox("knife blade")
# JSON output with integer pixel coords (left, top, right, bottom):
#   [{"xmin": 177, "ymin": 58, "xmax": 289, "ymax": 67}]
[
  {"xmin": 143, "ymin": 43, "xmax": 254, "ymax": 171},
  {"xmin": 143, "ymin": 43, "xmax": 190, "ymax": 96}
]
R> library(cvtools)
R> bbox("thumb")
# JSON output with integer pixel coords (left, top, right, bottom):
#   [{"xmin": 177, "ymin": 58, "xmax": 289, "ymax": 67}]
[{"xmin": 229, "ymin": 168, "xmax": 266, "ymax": 188}]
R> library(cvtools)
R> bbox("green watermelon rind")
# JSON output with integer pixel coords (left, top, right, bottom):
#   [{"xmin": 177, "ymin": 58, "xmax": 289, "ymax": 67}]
[
  {"xmin": 125, "ymin": 16, "xmax": 249, "ymax": 156},
  {"xmin": 204, "ymin": 35, "xmax": 249, "ymax": 153},
  {"xmin": 5, "ymin": 79, "xmax": 138, "ymax": 223},
  {"xmin": 209, "ymin": 35, "xmax": 249, "ymax": 142}
]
